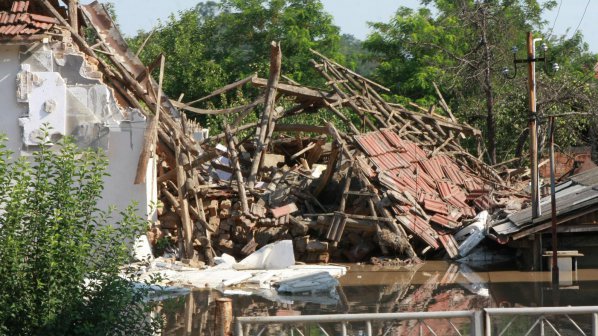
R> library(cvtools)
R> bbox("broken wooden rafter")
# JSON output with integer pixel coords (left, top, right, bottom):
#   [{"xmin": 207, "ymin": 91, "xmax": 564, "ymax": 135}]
[
  {"xmin": 224, "ymin": 124, "xmax": 249, "ymax": 214},
  {"xmin": 248, "ymin": 41, "xmax": 282, "ymax": 190},
  {"xmin": 185, "ymin": 73, "xmax": 257, "ymax": 106},
  {"xmin": 171, "ymin": 97, "xmax": 265, "ymax": 115},
  {"xmin": 309, "ymin": 48, "xmax": 390, "ymax": 92},
  {"xmin": 250, "ymin": 77, "xmax": 340, "ymax": 104},
  {"xmin": 135, "ymin": 54, "xmax": 165, "ymax": 184}
]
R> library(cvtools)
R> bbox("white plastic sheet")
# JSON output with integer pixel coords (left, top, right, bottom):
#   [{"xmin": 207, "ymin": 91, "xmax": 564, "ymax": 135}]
[{"xmin": 234, "ymin": 240, "xmax": 295, "ymax": 270}]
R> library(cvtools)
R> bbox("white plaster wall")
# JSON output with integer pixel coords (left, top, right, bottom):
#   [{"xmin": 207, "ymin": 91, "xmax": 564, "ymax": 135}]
[
  {"xmin": 99, "ymin": 122, "xmax": 156, "ymax": 222},
  {"xmin": 0, "ymin": 46, "xmax": 26, "ymax": 154},
  {"xmin": 0, "ymin": 46, "xmax": 155, "ymax": 225}
]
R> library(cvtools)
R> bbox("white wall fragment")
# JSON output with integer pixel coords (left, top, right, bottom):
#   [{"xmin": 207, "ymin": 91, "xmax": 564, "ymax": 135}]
[{"xmin": 18, "ymin": 70, "xmax": 67, "ymax": 146}]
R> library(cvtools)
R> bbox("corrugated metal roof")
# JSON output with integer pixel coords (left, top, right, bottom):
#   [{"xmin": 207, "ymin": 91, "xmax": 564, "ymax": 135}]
[
  {"xmin": 491, "ymin": 183, "xmax": 598, "ymax": 236},
  {"xmin": 569, "ymin": 166, "xmax": 598, "ymax": 186}
]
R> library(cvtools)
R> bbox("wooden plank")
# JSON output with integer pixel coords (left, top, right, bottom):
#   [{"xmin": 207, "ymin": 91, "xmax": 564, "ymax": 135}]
[
  {"xmin": 251, "ymin": 77, "xmax": 340, "ymax": 102},
  {"xmin": 224, "ymin": 124, "xmax": 249, "ymax": 214},
  {"xmin": 175, "ymin": 142, "xmax": 195, "ymax": 259},
  {"xmin": 185, "ymin": 73, "xmax": 257, "ymax": 106},
  {"xmin": 248, "ymin": 41, "xmax": 282, "ymax": 189},
  {"xmin": 134, "ymin": 54, "xmax": 165, "ymax": 184},
  {"xmin": 170, "ymin": 96, "xmax": 264, "ymax": 115},
  {"xmin": 68, "ymin": 0, "xmax": 78, "ymax": 33}
]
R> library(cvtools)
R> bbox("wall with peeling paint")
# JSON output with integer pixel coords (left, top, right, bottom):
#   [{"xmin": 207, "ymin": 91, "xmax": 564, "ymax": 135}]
[
  {"xmin": 0, "ymin": 45, "xmax": 27, "ymax": 154},
  {"xmin": 0, "ymin": 41, "xmax": 156, "ymax": 223}
]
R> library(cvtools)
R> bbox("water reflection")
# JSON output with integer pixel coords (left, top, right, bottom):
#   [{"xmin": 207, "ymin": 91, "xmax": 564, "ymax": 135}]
[{"xmin": 158, "ymin": 261, "xmax": 598, "ymax": 335}]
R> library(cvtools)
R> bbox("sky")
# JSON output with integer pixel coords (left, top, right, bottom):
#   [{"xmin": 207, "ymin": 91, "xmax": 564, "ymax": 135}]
[{"xmin": 83, "ymin": 0, "xmax": 598, "ymax": 52}]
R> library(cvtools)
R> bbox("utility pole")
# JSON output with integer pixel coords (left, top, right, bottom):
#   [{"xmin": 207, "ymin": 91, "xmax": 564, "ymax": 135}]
[
  {"xmin": 504, "ymin": 32, "xmax": 543, "ymax": 218},
  {"xmin": 504, "ymin": 32, "xmax": 560, "ymax": 271},
  {"xmin": 549, "ymin": 116, "xmax": 559, "ymax": 287},
  {"xmin": 523, "ymin": 32, "xmax": 542, "ymax": 219}
]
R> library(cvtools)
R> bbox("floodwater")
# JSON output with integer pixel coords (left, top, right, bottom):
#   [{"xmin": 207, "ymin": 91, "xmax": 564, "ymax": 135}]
[{"xmin": 157, "ymin": 261, "xmax": 598, "ymax": 335}]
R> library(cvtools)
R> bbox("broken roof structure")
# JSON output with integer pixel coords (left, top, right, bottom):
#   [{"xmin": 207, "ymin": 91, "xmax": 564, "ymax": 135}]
[
  {"xmin": 0, "ymin": 0, "xmax": 515, "ymax": 265},
  {"xmin": 491, "ymin": 167, "xmax": 598, "ymax": 241},
  {"xmin": 0, "ymin": 1, "xmax": 57, "ymax": 39},
  {"xmin": 166, "ymin": 44, "xmax": 512, "ymax": 262}
]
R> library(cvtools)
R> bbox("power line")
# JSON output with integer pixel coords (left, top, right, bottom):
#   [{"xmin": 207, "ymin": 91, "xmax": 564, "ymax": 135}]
[
  {"xmin": 546, "ymin": 0, "xmax": 562, "ymax": 39},
  {"xmin": 572, "ymin": 0, "xmax": 591, "ymax": 37}
]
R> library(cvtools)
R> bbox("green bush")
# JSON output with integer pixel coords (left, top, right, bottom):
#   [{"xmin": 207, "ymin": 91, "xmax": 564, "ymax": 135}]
[{"xmin": 0, "ymin": 132, "xmax": 161, "ymax": 335}]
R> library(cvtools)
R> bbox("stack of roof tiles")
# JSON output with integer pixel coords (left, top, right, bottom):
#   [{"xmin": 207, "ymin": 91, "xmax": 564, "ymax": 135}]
[
  {"xmin": 0, "ymin": 1, "xmax": 58, "ymax": 36},
  {"xmin": 355, "ymin": 129, "xmax": 493, "ymax": 255}
]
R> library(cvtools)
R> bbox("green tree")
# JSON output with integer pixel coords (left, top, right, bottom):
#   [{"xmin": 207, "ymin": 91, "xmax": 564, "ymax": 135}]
[
  {"xmin": 0, "ymin": 132, "xmax": 160, "ymax": 335},
  {"xmin": 339, "ymin": 34, "xmax": 377, "ymax": 76},
  {"xmin": 364, "ymin": 0, "xmax": 598, "ymax": 164},
  {"xmin": 128, "ymin": 0, "xmax": 342, "ymax": 127}
]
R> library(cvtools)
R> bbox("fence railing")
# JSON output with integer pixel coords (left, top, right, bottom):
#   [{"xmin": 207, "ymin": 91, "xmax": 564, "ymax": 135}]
[
  {"xmin": 485, "ymin": 306, "xmax": 598, "ymax": 336},
  {"xmin": 235, "ymin": 306, "xmax": 598, "ymax": 336}
]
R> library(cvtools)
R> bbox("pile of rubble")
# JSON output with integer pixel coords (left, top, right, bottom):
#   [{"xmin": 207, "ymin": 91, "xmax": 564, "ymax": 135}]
[
  {"xmin": 29, "ymin": 1, "xmax": 517, "ymax": 266},
  {"xmin": 155, "ymin": 43, "xmax": 516, "ymax": 265}
]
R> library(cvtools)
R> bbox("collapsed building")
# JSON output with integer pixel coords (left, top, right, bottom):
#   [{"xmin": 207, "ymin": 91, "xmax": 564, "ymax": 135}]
[
  {"xmin": 1, "ymin": 0, "xmax": 542, "ymax": 266},
  {"xmin": 158, "ymin": 48, "xmax": 515, "ymax": 263}
]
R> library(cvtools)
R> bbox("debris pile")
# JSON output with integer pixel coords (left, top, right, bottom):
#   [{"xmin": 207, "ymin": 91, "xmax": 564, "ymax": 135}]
[
  {"xmin": 28, "ymin": 1, "xmax": 515, "ymax": 266},
  {"xmin": 158, "ymin": 44, "xmax": 511, "ymax": 264}
]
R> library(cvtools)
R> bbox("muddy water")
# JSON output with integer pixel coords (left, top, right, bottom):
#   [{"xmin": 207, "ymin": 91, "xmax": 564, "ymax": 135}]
[{"xmin": 158, "ymin": 261, "xmax": 598, "ymax": 335}]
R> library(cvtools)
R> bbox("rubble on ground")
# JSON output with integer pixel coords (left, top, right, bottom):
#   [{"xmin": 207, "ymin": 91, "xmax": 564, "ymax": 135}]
[{"xmin": 151, "ymin": 44, "xmax": 518, "ymax": 264}]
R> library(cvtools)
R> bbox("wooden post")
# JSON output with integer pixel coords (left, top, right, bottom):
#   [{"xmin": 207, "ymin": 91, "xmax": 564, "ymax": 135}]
[
  {"xmin": 224, "ymin": 124, "xmax": 249, "ymax": 214},
  {"xmin": 135, "ymin": 54, "xmax": 165, "ymax": 184},
  {"xmin": 549, "ymin": 116, "xmax": 559, "ymax": 286},
  {"xmin": 248, "ymin": 41, "xmax": 282, "ymax": 190},
  {"xmin": 175, "ymin": 141, "xmax": 194, "ymax": 259},
  {"xmin": 214, "ymin": 298, "xmax": 233, "ymax": 336},
  {"xmin": 185, "ymin": 292, "xmax": 195, "ymax": 334},
  {"xmin": 68, "ymin": 0, "xmax": 78, "ymax": 34}
]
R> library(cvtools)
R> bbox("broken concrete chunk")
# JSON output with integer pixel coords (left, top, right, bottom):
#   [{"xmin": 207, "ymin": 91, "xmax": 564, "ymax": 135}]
[
  {"xmin": 250, "ymin": 202, "xmax": 267, "ymax": 218},
  {"xmin": 306, "ymin": 240, "xmax": 328, "ymax": 253},
  {"xmin": 208, "ymin": 200, "xmax": 219, "ymax": 217},
  {"xmin": 271, "ymin": 203, "xmax": 299, "ymax": 218},
  {"xmin": 262, "ymin": 153, "xmax": 285, "ymax": 169}
]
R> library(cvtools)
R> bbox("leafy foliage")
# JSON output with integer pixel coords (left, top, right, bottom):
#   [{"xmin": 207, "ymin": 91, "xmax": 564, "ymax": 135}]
[
  {"xmin": 127, "ymin": 0, "xmax": 343, "ymax": 129},
  {"xmin": 364, "ymin": 0, "xmax": 598, "ymax": 163},
  {"xmin": 129, "ymin": 0, "xmax": 342, "ymax": 93},
  {"xmin": 0, "ymin": 132, "xmax": 160, "ymax": 335}
]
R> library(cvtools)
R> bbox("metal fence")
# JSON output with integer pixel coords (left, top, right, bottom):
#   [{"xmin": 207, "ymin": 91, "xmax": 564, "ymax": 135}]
[
  {"xmin": 235, "ymin": 306, "xmax": 598, "ymax": 336},
  {"xmin": 485, "ymin": 306, "xmax": 598, "ymax": 336}
]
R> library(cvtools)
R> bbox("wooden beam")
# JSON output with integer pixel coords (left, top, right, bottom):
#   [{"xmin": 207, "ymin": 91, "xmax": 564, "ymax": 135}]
[
  {"xmin": 224, "ymin": 124, "xmax": 249, "ymax": 214},
  {"xmin": 185, "ymin": 73, "xmax": 257, "ymax": 106},
  {"xmin": 175, "ymin": 142, "xmax": 195, "ymax": 259},
  {"xmin": 68, "ymin": 0, "xmax": 78, "ymax": 34},
  {"xmin": 171, "ymin": 97, "xmax": 265, "ymax": 115},
  {"xmin": 247, "ymin": 41, "xmax": 282, "ymax": 190},
  {"xmin": 134, "ymin": 54, "xmax": 165, "ymax": 184},
  {"xmin": 251, "ymin": 77, "xmax": 340, "ymax": 102}
]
